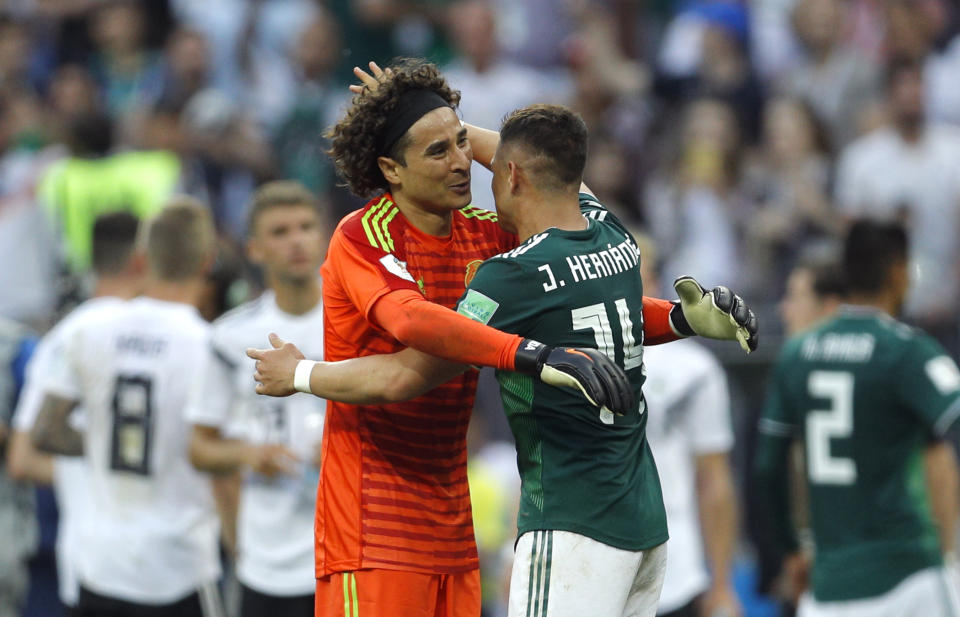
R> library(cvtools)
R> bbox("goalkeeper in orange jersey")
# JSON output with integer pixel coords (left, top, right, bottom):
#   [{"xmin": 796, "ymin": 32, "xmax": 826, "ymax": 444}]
[{"xmin": 250, "ymin": 60, "xmax": 756, "ymax": 617}]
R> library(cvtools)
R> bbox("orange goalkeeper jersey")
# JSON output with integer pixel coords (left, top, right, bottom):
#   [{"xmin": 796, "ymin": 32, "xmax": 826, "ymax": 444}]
[{"xmin": 317, "ymin": 194, "xmax": 515, "ymax": 577}]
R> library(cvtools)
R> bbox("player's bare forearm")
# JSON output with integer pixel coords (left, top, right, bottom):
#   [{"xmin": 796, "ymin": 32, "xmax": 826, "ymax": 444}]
[
  {"xmin": 189, "ymin": 425, "xmax": 253, "ymax": 473},
  {"xmin": 461, "ymin": 120, "xmax": 597, "ymax": 192},
  {"xmin": 463, "ymin": 123, "xmax": 499, "ymax": 170},
  {"xmin": 31, "ymin": 394, "xmax": 82, "ymax": 456},
  {"xmin": 6, "ymin": 430, "xmax": 55, "ymax": 484},
  {"xmin": 248, "ymin": 333, "xmax": 467, "ymax": 404},
  {"xmin": 191, "ymin": 425, "xmax": 298, "ymax": 477},
  {"xmin": 211, "ymin": 470, "xmax": 240, "ymax": 557},
  {"xmin": 696, "ymin": 452, "xmax": 739, "ymax": 589},
  {"xmin": 924, "ymin": 441, "xmax": 959, "ymax": 554},
  {"xmin": 307, "ymin": 349, "xmax": 466, "ymax": 404}
]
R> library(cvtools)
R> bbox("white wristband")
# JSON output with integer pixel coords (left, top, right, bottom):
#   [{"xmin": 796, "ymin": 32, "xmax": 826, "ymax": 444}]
[{"xmin": 294, "ymin": 360, "xmax": 318, "ymax": 394}]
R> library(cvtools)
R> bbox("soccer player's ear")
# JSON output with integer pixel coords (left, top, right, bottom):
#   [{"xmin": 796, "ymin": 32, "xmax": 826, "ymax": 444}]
[
  {"xmin": 507, "ymin": 161, "xmax": 522, "ymax": 195},
  {"xmin": 377, "ymin": 156, "xmax": 402, "ymax": 186}
]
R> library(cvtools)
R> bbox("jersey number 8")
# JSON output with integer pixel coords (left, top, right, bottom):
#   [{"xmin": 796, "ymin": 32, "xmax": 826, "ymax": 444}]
[{"xmin": 109, "ymin": 374, "xmax": 154, "ymax": 476}]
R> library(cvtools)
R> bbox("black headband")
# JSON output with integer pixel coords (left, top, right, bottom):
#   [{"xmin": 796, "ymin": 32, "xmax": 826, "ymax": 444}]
[{"xmin": 377, "ymin": 89, "xmax": 452, "ymax": 156}]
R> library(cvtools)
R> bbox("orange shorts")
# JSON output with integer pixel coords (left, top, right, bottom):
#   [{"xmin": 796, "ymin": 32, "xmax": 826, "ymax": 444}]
[{"xmin": 315, "ymin": 568, "xmax": 481, "ymax": 617}]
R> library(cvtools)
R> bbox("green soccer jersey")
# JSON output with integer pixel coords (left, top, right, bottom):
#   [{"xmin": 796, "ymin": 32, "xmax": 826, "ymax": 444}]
[
  {"xmin": 456, "ymin": 194, "xmax": 668, "ymax": 551},
  {"xmin": 756, "ymin": 306, "xmax": 960, "ymax": 601}
]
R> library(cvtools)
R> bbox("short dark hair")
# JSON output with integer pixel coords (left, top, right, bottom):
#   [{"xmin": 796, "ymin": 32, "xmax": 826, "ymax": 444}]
[
  {"xmin": 246, "ymin": 180, "xmax": 320, "ymax": 235},
  {"xmin": 796, "ymin": 254, "xmax": 846, "ymax": 299},
  {"xmin": 91, "ymin": 211, "xmax": 139, "ymax": 276},
  {"xmin": 885, "ymin": 55, "xmax": 923, "ymax": 91},
  {"xmin": 325, "ymin": 58, "xmax": 461, "ymax": 197},
  {"xmin": 843, "ymin": 219, "xmax": 908, "ymax": 294},
  {"xmin": 66, "ymin": 111, "xmax": 114, "ymax": 157},
  {"xmin": 499, "ymin": 104, "xmax": 588, "ymax": 190}
]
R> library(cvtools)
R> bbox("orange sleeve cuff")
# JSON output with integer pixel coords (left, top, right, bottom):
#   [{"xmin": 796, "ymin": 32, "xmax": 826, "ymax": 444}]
[
  {"xmin": 370, "ymin": 289, "xmax": 523, "ymax": 370},
  {"xmin": 643, "ymin": 296, "xmax": 683, "ymax": 346}
]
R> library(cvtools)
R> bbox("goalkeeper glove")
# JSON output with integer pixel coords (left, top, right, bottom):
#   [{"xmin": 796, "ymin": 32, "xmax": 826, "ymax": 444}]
[
  {"xmin": 670, "ymin": 276, "xmax": 758, "ymax": 353},
  {"xmin": 514, "ymin": 339, "xmax": 635, "ymax": 416}
]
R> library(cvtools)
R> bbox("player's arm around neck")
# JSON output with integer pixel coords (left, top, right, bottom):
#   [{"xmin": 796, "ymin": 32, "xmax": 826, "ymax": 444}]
[
  {"xmin": 249, "ymin": 333, "xmax": 467, "ymax": 404},
  {"xmin": 31, "ymin": 393, "xmax": 82, "ymax": 456},
  {"xmin": 313, "ymin": 349, "xmax": 466, "ymax": 404},
  {"xmin": 463, "ymin": 123, "xmax": 499, "ymax": 170}
]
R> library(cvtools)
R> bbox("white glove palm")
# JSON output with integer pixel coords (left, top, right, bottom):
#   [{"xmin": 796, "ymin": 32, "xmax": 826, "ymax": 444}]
[{"xmin": 673, "ymin": 276, "xmax": 758, "ymax": 353}]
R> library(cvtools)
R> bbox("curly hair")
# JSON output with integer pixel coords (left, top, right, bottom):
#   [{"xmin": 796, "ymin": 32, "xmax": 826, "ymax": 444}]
[{"xmin": 324, "ymin": 58, "xmax": 461, "ymax": 198}]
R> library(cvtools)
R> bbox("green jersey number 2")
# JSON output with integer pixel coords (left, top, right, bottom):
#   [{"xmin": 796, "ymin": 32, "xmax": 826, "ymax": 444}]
[
  {"xmin": 571, "ymin": 299, "xmax": 644, "ymax": 424},
  {"xmin": 806, "ymin": 370, "xmax": 857, "ymax": 485}
]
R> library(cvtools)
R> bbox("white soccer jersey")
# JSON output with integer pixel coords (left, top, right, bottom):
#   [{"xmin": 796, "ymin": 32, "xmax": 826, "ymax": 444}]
[
  {"xmin": 641, "ymin": 340, "xmax": 734, "ymax": 613},
  {"xmin": 12, "ymin": 296, "xmax": 124, "ymax": 607},
  {"xmin": 185, "ymin": 291, "xmax": 325, "ymax": 596},
  {"xmin": 40, "ymin": 297, "xmax": 220, "ymax": 605}
]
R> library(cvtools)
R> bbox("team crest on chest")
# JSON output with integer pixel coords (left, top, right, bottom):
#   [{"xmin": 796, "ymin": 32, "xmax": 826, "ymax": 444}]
[{"xmin": 464, "ymin": 259, "xmax": 483, "ymax": 286}]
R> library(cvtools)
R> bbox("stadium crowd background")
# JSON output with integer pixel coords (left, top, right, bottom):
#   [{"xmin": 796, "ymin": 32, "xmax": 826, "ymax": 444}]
[{"xmin": 1, "ymin": 0, "xmax": 959, "ymax": 616}]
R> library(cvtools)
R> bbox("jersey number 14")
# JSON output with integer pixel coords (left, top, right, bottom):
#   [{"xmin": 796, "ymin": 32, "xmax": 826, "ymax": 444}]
[{"xmin": 571, "ymin": 298, "xmax": 643, "ymax": 424}]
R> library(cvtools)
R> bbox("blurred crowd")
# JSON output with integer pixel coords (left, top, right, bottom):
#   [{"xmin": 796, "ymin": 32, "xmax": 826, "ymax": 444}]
[
  {"xmin": 1, "ymin": 0, "xmax": 960, "ymax": 616},
  {"xmin": 0, "ymin": 0, "xmax": 959, "ymax": 343}
]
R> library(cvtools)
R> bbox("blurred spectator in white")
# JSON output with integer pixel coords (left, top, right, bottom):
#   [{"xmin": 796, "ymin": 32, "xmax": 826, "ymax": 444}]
[
  {"xmin": 87, "ymin": 0, "xmax": 164, "ymax": 124},
  {"xmin": 231, "ymin": 2, "xmax": 300, "ymax": 131},
  {"xmin": 925, "ymin": 19, "xmax": 960, "ymax": 127},
  {"xmin": 491, "ymin": 0, "xmax": 573, "ymax": 68},
  {"xmin": 143, "ymin": 28, "xmax": 274, "ymax": 240},
  {"xmin": 845, "ymin": 0, "xmax": 887, "ymax": 61},
  {"xmin": 656, "ymin": 1, "xmax": 764, "ymax": 142},
  {"xmin": 0, "ymin": 89, "xmax": 63, "ymax": 327},
  {"xmin": 779, "ymin": 0, "xmax": 881, "ymax": 149},
  {"xmin": 169, "ymin": 0, "xmax": 317, "ymax": 125},
  {"xmin": 154, "ymin": 28, "xmax": 211, "ymax": 115},
  {"xmin": 273, "ymin": 9, "xmax": 345, "ymax": 201},
  {"xmin": 443, "ymin": 0, "xmax": 569, "ymax": 211},
  {"xmin": 885, "ymin": 0, "xmax": 960, "ymax": 128},
  {"xmin": 743, "ymin": 97, "xmax": 837, "ymax": 299},
  {"xmin": 749, "ymin": 0, "xmax": 803, "ymax": 82},
  {"xmin": 645, "ymin": 98, "xmax": 743, "ymax": 289},
  {"xmin": 161, "ymin": 88, "xmax": 273, "ymax": 240},
  {"xmin": 835, "ymin": 56, "xmax": 960, "ymax": 347},
  {"xmin": 637, "ymin": 235, "xmax": 742, "ymax": 617}
]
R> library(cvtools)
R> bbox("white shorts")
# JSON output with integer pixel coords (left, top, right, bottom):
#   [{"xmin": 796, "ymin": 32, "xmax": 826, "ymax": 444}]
[
  {"xmin": 509, "ymin": 530, "xmax": 667, "ymax": 617},
  {"xmin": 798, "ymin": 566, "xmax": 960, "ymax": 617}
]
